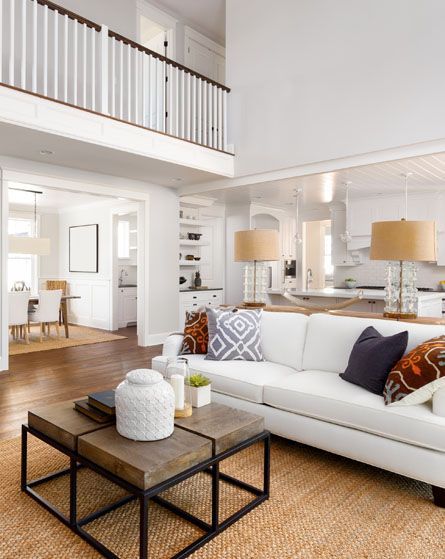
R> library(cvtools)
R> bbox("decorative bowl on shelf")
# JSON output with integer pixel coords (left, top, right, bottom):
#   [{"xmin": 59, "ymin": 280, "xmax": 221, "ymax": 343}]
[
  {"xmin": 185, "ymin": 254, "xmax": 195, "ymax": 261},
  {"xmin": 194, "ymin": 257, "xmax": 201, "ymax": 261},
  {"xmin": 179, "ymin": 277, "xmax": 187, "ymax": 285},
  {"xmin": 187, "ymin": 233, "xmax": 203, "ymax": 241}
]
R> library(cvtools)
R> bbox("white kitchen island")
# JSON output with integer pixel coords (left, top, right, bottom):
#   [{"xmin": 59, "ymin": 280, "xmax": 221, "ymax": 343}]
[{"xmin": 267, "ymin": 288, "xmax": 444, "ymax": 318}]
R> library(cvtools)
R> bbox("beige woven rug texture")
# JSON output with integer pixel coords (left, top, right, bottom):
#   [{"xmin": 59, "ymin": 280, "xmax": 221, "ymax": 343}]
[
  {"xmin": 1, "ymin": 435, "xmax": 444, "ymax": 559},
  {"xmin": 9, "ymin": 325, "xmax": 127, "ymax": 355}
]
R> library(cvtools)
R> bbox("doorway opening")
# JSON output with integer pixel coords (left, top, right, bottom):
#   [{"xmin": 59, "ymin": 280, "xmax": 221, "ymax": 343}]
[{"xmin": 302, "ymin": 219, "xmax": 333, "ymax": 289}]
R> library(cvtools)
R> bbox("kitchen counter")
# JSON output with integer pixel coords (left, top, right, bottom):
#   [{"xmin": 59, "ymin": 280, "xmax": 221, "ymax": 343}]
[
  {"xmin": 180, "ymin": 287, "xmax": 223, "ymax": 292},
  {"xmin": 267, "ymin": 287, "xmax": 444, "ymax": 302}
]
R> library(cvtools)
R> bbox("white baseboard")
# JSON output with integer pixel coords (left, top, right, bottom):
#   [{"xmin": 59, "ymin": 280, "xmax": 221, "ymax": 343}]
[{"xmin": 145, "ymin": 332, "xmax": 170, "ymax": 347}]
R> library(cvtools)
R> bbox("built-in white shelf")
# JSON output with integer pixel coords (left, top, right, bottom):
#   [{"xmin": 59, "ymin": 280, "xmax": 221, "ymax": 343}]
[
  {"xmin": 129, "ymin": 229, "xmax": 137, "ymax": 234},
  {"xmin": 179, "ymin": 260, "xmax": 205, "ymax": 266},
  {"xmin": 129, "ymin": 246, "xmax": 137, "ymax": 250},
  {"xmin": 179, "ymin": 240, "xmax": 208, "ymax": 246},
  {"xmin": 180, "ymin": 218, "xmax": 207, "ymax": 227}
]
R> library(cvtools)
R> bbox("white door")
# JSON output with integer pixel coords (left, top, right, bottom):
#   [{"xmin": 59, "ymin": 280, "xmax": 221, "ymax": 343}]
[{"xmin": 186, "ymin": 37, "xmax": 215, "ymax": 78}]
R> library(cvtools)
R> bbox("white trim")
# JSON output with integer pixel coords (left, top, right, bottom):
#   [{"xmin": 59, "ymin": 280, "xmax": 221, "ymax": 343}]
[
  {"xmin": 136, "ymin": 0, "xmax": 177, "ymax": 59},
  {"xmin": 0, "ymin": 169, "xmax": 9, "ymax": 372},
  {"xmin": 146, "ymin": 331, "xmax": 170, "ymax": 346},
  {"xmin": 184, "ymin": 26, "xmax": 225, "ymax": 57},
  {"xmin": 179, "ymin": 137, "xmax": 445, "ymax": 197}
]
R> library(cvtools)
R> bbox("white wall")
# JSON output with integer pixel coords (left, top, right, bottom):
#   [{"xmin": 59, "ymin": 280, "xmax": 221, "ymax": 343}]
[
  {"xmin": 224, "ymin": 203, "xmax": 251, "ymax": 305},
  {"xmin": 226, "ymin": 0, "xmax": 445, "ymax": 177},
  {"xmin": 39, "ymin": 213, "xmax": 59, "ymax": 279}
]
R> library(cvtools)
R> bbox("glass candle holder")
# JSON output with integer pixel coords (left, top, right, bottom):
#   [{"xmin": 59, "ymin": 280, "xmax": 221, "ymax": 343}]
[{"xmin": 166, "ymin": 357, "xmax": 193, "ymax": 418}]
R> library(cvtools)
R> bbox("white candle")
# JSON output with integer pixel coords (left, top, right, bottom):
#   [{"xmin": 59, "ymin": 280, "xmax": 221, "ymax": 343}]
[{"xmin": 170, "ymin": 374, "xmax": 184, "ymax": 410}]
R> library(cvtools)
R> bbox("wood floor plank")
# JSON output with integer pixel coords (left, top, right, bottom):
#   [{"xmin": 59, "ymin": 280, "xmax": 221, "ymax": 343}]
[{"xmin": 0, "ymin": 327, "xmax": 162, "ymax": 440}]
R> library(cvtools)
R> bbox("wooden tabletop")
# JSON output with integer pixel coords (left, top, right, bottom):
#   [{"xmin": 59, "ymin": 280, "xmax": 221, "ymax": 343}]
[
  {"xmin": 174, "ymin": 403, "xmax": 264, "ymax": 454},
  {"xmin": 28, "ymin": 295, "xmax": 81, "ymax": 303},
  {"xmin": 28, "ymin": 400, "xmax": 114, "ymax": 450},
  {"xmin": 78, "ymin": 426, "xmax": 212, "ymax": 490}
]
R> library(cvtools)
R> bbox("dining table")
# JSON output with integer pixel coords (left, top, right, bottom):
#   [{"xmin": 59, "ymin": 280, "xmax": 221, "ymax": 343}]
[{"xmin": 28, "ymin": 295, "xmax": 81, "ymax": 338}]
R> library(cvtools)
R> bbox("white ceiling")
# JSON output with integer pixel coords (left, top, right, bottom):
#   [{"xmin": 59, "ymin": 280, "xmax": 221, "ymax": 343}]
[
  {"xmin": 202, "ymin": 152, "xmax": 445, "ymax": 209},
  {"xmin": 153, "ymin": 0, "xmax": 225, "ymax": 45},
  {"xmin": 0, "ymin": 122, "xmax": 224, "ymax": 187},
  {"xmin": 8, "ymin": 183, "xmax": 119, "ymax": 211}
]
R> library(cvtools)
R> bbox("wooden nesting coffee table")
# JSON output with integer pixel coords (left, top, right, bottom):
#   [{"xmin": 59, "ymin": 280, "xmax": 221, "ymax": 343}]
[{"xmin": 22, "ymin": 402, "xmax": 270, "ymax": 559}]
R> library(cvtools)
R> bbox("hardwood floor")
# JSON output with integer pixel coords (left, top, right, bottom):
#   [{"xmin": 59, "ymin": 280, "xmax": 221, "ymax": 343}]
[{"xmin": 0, "ymin": 327, "xmax": 162, "ymax": 441}]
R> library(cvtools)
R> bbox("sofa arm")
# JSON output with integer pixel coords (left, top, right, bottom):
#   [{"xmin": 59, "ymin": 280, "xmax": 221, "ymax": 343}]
[
  {"xmin": 162, "ymin": 333, "xmax": 184, "ymax": 357},
  {"xmin": 433, "ymin": 387, "xmax": 445, "ymax": 417}
]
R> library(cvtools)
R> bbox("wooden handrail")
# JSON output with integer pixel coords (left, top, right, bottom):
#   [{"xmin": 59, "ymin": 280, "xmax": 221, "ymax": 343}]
[
  {"xmin": 35, "ymin": 0, "xmax": 101, "ymax": 31},
  {"xmin": 33, "ymin": 0, "xmax": 230, "ymax": 92},
  {"xmin": 108, "ymin": 31, "xmax": 230, "ymax": 92}
]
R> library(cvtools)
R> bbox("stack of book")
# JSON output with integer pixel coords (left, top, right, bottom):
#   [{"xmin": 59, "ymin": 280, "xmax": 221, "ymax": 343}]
[{"xmin": 74, "ymin": 390, "xmax": 116, "ymax": 423}]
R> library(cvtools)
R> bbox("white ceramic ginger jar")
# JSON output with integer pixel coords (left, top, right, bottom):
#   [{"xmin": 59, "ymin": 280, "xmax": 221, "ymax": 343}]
[{"xmin": 115, "ymin": 369, "xmax": 175, "ymax": 441}]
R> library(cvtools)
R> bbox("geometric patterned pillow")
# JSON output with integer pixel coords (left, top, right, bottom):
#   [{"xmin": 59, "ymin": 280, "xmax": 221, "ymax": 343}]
[
  {"xmin": 180, "ymin": 311, "xmax": 208, "ymax": 355},
  {"xmin": 384, "ymin": 336, "xmax": 445, "ymax": 406},
  {"xmin": 205, "ymin": 308, "xmax": 263, "ymax": 361}
]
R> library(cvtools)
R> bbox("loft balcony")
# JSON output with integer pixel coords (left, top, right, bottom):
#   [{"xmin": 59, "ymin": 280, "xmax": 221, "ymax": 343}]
[{"xmin": 0, "ymin": 0, "xmax": 233, "ymax": 180}]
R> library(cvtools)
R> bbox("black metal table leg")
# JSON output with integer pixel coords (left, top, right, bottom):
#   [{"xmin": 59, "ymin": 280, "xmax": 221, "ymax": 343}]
[
  {"xmin": 211, "ymin": 463, "xmax": 220, "ymax": 531},
  {"xmin": 139, "ymin": 495, "xmax": 149, "ymax": 559},
  {"xmin": 21, "ymin": 424, "xmax": 28, "ymax": 492},
  {"xmin": 264, "ymin": 433, "xmax": 271, "ymax": 497},
  {"xmin": 70, "ymin": 456, "xmax": 77, "ymax": 527}
]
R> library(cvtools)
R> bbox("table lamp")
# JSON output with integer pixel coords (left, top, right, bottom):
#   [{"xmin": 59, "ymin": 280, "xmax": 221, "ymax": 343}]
[
  {"xmin": 234, "ymin": 229, "xmax": 279, "ymax": 307},
  {"xmin": 370, "ymin": 219, "xmax": 436, "ymax": 318}
]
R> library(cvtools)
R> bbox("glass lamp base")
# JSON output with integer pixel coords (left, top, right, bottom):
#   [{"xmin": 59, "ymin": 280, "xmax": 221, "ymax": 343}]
[
  {"xmin": 242, "ymin": 261, "xmax": 269, "ymax": 305},
  {"xmin": 384, "ymin": 261, "xmax": 418, "ymax": 318}
]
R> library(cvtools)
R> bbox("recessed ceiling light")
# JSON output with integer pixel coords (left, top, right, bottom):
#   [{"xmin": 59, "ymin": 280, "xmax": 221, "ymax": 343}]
[
  {"xmin": 171, "ymin": 177, "xmax": 183, "ymax": 182},
  {"xmin": 253, "ymin": 196, "xmax": 263, "ymax": 200},
  {"xmin": 39, "ymin": 149, "xmax": 54, "ymax": 156},
  {"xmin": 117, "ymin": 197, "xmax": 127, "ymax": 201}
]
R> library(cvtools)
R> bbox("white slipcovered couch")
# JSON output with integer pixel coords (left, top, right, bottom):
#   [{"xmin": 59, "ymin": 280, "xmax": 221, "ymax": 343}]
[{"xmin": 153, "ymin": 312, "xmax": 445, "ymax": 505}]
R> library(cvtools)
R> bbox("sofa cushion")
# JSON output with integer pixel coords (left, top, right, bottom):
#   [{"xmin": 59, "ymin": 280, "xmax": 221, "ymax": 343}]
[
  {"xmin": 260, "ymin": 311, "xmax": 308, "ymax": 371},
  {"xmin": 206, "ymin": 308, "xmax": 264, "ymax": 362},
  {"xmin": 340, "ymin": 326, "xmax": 408, "ymax": 395},
  {"xmin": 152, "ymin": 355, "xmax": 295, "ymax": 403},
  {"xmin": 302, "ymin": 313, "xmax": 445, "ymax": 374},
  {"xmin": 180, "ymin": 311, "xmax": 208, "ymax": 355},
  {"xmin": 263, "ymin": 370, "xmax": 445, "ymax": 452}
]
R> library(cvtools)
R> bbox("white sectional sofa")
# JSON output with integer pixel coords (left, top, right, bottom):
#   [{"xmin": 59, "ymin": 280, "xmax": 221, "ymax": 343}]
[{"xmin": 153, "ymin": 312, "xmax": 445, "ymax": 505}]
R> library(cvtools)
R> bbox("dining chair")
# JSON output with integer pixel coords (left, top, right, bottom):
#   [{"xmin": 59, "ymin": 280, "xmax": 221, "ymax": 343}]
[
  {"xmin": 46, "ymin": 280, "xmax": 67, "ymax": 325},
  {"xmin": 28, "ymin": 290, "xmax": 63, "ymax": 342},
  {"xmin": 9, "ymin": 291, "xmax": 31, "ymax": 344}
]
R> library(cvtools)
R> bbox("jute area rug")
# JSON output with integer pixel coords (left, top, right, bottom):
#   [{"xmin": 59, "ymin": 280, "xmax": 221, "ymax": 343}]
[
  {"xmin": 9, "ymin": 325, "xmax": 127, "ymax": 355},
  {"xmin": 1, "ymin": 435, "xmax": 444, "ymax": 559}
]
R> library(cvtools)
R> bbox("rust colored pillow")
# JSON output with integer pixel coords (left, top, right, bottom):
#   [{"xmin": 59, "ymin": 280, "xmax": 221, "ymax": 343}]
[
  {"xmin": 180, "ymin": 311, "xmax": 208, "ymax": 355},
  {"xmin": 384, "ymin": 336, "xmax": 445, "ymax": 406}
]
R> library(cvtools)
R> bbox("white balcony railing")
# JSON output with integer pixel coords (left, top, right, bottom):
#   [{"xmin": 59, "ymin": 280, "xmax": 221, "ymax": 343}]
[{"xmin": 0, "ymin": 0, "xmax": 230, "ymax": 151}]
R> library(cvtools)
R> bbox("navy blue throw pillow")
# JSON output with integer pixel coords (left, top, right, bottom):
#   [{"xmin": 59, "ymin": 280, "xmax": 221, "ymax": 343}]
[{"xmin": 340, "ymin": 326, "xmax": 408, "ymax": 395}]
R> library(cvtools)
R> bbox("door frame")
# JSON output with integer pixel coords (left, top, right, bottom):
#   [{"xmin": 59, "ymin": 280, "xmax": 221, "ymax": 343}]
[{"xmin": 136, "ymin": 0, "xmax": 177, "ymax": 59}]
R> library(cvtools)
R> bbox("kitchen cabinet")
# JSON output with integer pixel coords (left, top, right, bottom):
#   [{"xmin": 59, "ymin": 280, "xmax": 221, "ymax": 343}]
[
  {"xmin": 179, "ymin": 290, "xmax": 224, "ymax": 330},
  {"xmin": 280, "ymin": 217, "xmax": 296, "ymax": 260},
  {"xmin": 330, "ymin": 208, "xmax": 361, "ymax": 266},
  {"xmin": 118, "ymin": 287, "xmax": 137, "ymax": 327}
]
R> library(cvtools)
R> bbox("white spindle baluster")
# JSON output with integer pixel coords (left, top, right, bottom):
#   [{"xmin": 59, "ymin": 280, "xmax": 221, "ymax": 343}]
[
  {"xmin": 186, "ymin": 72, "xmax": 191, "ymax": 140},
  {"xmin": 223, "ymin": 90, "xmax": 227, "ymax": 151},
  {"xmin": 197, "ymin": 78, "xmax": 202, "ymax": 145},
  {"xmin": 82, "ymin": 23, "xmax": 87, "ymax": 106},
  {"xmin": 9, "ymin": 0, "xmax": 14, "ymax": 85},
  {"xmin": 207, "ymin": 82, "xmax": 213, "ymax": 147},
  {"xmin": 141, "ymin": 52, "xmax": 146, "ymax": 126},
  {"xmin": 213, "ymin": 85, "xmax": 217, "ymax": 147},
  {"xmin": 202, "ymin": 79, "xmax": 207, "ymax": 146},
  {"xmin": 119, "ymin": 40, "xmax": 123, "ymax": 119},
  {"xmin": 156, "ymin": 59, "xmax": 164, "ymax": 130},
  {"xmin": 99, "ymin": 25, "xmax": 108, "ymax": 114},
  {"xmin": 127, "ymin": 43, "xmax": 131, "ymax": 121},
  {"xmin": 191, "ymin": 75, "xmax": 196, "ymax": 142},
  {"xmin": 91, "ymin": 27, "xmax": 96, "ymax": 110},
  {"xmin": 180, "ymin": 70, "xmax": 185, "ymax": 138},
  {"xmin": 168, "ymin": 65, "xmax": 174, "ymax": 134},
  {"xmin": 32, "ymin": 0, "xmax": 37, "ymax": 92},
  {"xmin": 161, "ymin": 60, "xmax": 166, "ymax": 132},
  {"xmin": 217, "ymin": 87, "xmax": 222, "ymax": 149},
  {"xmin": 21, "ymin": 0, "xmax": 26, "ymax": 89},
  {"xmin": 63, "ymin": 14, "xmax": 68, "ymax": 102},
  {"xmin": 111, "ymin": 38, "xmax": 116, "ymax": 117},
  {"xmin": 43, "ymin": 5, "xmax": 48, "ymax": 95},
  {"xmin": 135, "ymin": 49, "xmax": 139, "ymax": 124},
  {"xmin": 53, "ymin": 9, "xmax": 58, "ymax": 97},
  {"xmin": 149, "ymin": 55, "xmax": 154, "ymax": 129},
  {"xmin": 73, "ymin": 19, "xmax": 78, "ymax": 105},
  {"xmin": 174, "ymin": 67, "xmax": 179, "ymax": 137}
]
